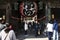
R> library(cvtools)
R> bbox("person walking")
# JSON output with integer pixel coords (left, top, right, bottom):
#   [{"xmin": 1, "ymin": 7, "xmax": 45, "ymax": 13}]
[
  {"xmin": 53, "ymin": 20, "xmax": 58, "ymax": 40},
  {"xmin": 46, "ymin": 20, "xmax": 54, "ymax": 40},
  {"xmin": 24, "ymin": 21, "xmax": 28, "ymax": 35},
  {"xmin": 34, "ymin": 21, "xmax": 39, "ymax": 37},
  {"xmin": 0, "ymin": 23, "xmax": 17, "ymax": 40}
]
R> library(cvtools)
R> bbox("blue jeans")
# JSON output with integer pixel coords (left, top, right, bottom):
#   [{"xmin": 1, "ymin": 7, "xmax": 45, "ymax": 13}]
[
  {"xmin": 53, "ymin": 30, "xmax": 58, "ymax": 40},
  {"xmin": 48, "ymin": 32, "xmax": 53, "ymax": 40}
]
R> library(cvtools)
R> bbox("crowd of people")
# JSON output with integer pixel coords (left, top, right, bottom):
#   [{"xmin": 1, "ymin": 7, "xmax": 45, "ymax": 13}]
[
  {"xmin": 23, "ymin": 20, "xmax": 46, "ymax": 37},
  {"xmin": 23, "ymin": 19, "xmax": 59, "ymax": 40},
  {"xmin": 0, "ymin": 18, "xmax": 59, "ymax": 40}
]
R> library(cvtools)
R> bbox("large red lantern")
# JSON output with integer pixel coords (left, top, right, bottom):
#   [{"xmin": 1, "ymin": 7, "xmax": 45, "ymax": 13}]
[{"xmin": 19, "ymin": 1, "xmax": 37, "ymax": 17}]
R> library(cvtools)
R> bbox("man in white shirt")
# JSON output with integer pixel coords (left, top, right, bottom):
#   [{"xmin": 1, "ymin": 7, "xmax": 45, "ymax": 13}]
[
  {"xmin": 46, "ymin": 20, "xmax": 54, "ymax": 40},
  {"xmin": 0, "ymin": 29, "xmax": 16, "ymax": 40},
  {"xmin": 24, "ymin": 21, "xmax": 28, "ymax": 35},
  {"xmin": 0, "ymin": 23, "xmax": 17, "ymax": 40}
]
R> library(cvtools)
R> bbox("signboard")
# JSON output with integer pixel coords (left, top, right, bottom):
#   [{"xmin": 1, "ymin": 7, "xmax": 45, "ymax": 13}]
[{"xmin": 19, "ymin": 1, "xmax": 37, "ymax": 17}]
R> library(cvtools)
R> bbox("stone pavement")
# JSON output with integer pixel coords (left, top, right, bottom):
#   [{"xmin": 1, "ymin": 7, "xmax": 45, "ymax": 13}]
[
  {"xmin": 16, "ymin": 32, "xmax": 60, "ymax": 40},
  {"xmin": 24, "ymin": 37, "xmax": 48, "ymax": 40},
  {"xmin": 16, "ymin": 34, "xmax": 48, "ymax": 40},
  {"xmin": 17, "ymin": 37, "xmax": 48, "ymax": 40}
]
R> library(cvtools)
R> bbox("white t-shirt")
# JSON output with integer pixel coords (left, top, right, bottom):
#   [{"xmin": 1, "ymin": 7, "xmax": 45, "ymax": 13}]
[
  {"xmin": 0, "ymin": 29, "xmax": 16, "ymax": 40},
  {"xmin": 24, "ymin": 23, "xmax": 28, "ymax": 31},
  {"xmin": 46, "ymin": 23, "xmax": 53, "ymax": 32}
]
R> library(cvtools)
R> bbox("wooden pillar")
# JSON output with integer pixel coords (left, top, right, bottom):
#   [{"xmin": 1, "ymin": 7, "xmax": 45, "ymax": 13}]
[
  {"xmin": 45, "ymin": 2, "xmax": 51, "ymax": 23},
  {"xmin": 6, "ymin": 3, "xmax": 11, "ymax": 23}
]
